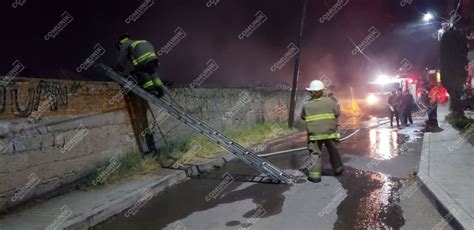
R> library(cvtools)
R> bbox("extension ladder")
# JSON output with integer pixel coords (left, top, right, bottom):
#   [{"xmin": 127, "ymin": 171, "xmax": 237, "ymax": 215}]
[{"xmin": 95, "ymin": 63, "xmax": 292, "ymax": 183}]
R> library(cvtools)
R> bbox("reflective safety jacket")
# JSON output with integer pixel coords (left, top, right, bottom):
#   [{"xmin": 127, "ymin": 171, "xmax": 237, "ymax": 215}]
[
  {"xmin": 301, "ymin": 96, "xmax": 340, "ymax": 141},
  {"xmin": 117, "ymin": 39, "xmax": 158, "ymax": 74}
]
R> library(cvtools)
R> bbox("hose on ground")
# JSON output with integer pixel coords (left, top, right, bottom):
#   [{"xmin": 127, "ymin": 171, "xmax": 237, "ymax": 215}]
[{"xmin": 258, "ymin": 118, "xmax": 390, "ymax": 157}]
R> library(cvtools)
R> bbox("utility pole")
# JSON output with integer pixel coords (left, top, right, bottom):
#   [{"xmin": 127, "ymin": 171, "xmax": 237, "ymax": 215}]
[{"xmin": 288, "ymin": 0, "xmax": 308, "ymax": 128}]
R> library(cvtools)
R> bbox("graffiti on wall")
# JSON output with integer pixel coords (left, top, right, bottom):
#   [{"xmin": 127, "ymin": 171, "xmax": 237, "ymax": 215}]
[{"xmin": 0, "ymin": 80, "xmax": 68, "ymax": 117}]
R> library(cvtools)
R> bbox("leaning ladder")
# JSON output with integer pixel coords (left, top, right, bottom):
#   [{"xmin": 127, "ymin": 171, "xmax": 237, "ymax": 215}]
[{"xmin": 95, "ymin": 64, "xmax": 292, "ymax": 184}]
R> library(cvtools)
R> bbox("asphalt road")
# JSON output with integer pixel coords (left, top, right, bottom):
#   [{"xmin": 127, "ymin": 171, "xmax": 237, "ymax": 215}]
[{"xmin": 93, "ymin": 116, "xmax": 451, "ymax": 230}]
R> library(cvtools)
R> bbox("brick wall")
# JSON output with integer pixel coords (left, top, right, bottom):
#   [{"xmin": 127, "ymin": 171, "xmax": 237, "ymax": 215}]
[{"xmin": 0, "ymin": 78, "xmax": 127, "ymax": 120}]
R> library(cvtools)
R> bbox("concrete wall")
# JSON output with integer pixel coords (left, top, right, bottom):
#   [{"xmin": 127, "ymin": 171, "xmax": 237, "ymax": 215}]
[
  {"xmin": 0, "ymin": 78, "xmax": 138, "ymax": 213},
  {"xmin": 0, "ymin": 77, "xmax": 305, "ymax": 213},
  {"xmin": 147, "ymin": 88, "xmax": 306, "ymax": 144}
]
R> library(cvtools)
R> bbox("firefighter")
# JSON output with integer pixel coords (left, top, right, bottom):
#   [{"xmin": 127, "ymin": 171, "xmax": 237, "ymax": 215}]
[
  {"xmin": 387, "ymin": 90, "xmax": 400, "ymax": 127},
  {"xmin": 301, "ymin": 80, "xmax": 343, "ymax": 183},
  {"xmin": 403, "ymin": 90, "xmax": 415, "ymax": 125},
  {"xmin": 116, "ymin": 34, "xmax": 163, "ymax": 155},
  {"xmin": 116, "ymin": 33, "xmax": 164, "ymax": 97},
  {"xmin": 427, "ymin": 83, "xmax": 441, "ymax": 128},
  {"xmin": 395, "ymin": 88, "xmax": 407, "ymax": 126}
]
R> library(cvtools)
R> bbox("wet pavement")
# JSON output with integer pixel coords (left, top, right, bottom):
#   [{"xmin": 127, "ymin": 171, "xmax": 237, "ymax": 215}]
[{"xmin": 92, "ymin": 116, "xmax": 450, "ymax": 230}]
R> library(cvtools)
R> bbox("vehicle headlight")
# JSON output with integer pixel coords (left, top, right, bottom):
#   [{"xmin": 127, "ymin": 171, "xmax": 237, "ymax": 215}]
[{"xmin": 366, "ymin": 94, "xmax": 379, "ymax": 105}]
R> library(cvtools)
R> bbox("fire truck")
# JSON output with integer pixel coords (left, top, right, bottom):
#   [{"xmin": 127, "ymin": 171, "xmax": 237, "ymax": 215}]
[{"xmin": 363, "ymin": 74, "xmax": 418, "ymax": 113}]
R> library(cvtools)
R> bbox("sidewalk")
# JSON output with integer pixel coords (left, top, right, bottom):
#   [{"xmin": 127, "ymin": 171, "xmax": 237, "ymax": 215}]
[
  {"xmin": 0, "ymin": 132, "xmax": 304, "ymax": 230},
  {"xmin": 0, "ymin": 168, "xmax": 187, "ymax": 230},
  {"xmin": 418, "ymin": 104, "xmax": 474, "ymax": 230}
]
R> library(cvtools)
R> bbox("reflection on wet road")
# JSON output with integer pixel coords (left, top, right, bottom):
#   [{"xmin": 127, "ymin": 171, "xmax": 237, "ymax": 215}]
[
  {"xmin": 341, "ymin": 122, "xmax": 410, "ymax": 160},
  {"xmin": 93, "ymin": 116, "xmax": 434, "ymax": 230},
  {"xmin": 369, "ymin": 128, "xmax": 401, "ymax": 160},
  {"xmin": 335, "ymin": 167, "xmax": 404, "ymax": 229}
]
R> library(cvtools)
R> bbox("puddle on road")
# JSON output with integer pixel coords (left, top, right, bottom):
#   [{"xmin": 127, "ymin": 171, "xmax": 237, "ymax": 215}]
[
  {"xmin": 334, "ymin": 167, "xmax": 404, "ymax": 230},
  {"xmin": 341, "ymin": 127, "xmax": 411, "ymax": 161}
]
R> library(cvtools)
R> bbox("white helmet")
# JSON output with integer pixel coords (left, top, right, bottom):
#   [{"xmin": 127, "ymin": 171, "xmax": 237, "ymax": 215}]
[{"xmin": 306, "ymin": 80, "xmax": 325, "ymax": 91}]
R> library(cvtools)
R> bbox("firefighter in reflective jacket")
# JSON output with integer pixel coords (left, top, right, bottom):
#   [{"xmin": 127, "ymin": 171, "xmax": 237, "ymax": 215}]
[
  {"xmin": 116, "ymin": 33, "xmax": 164, "ymax": 97},
  {"xmin": 301, "ymin": 80, "xmax": 344, "ymax": 183}
]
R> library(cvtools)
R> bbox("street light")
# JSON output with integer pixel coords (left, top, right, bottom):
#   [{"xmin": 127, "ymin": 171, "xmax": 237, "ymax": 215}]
[{"xmin": 423, "ymin": 12, "xmax": 434, "ymax": 22}]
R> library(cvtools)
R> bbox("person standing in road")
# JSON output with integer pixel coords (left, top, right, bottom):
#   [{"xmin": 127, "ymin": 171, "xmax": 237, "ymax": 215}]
[
  {"xmin": 301, "ymin": 80, "xmax": 343, "ymax": 183},
  {"xmin": 427, "ymin": 83, "xmax": 441, "ymax": 128},
  {"xmin": 387, "ymin": 91, "xmax": 400, "ymax": 127},
  {"xmin": 395, "ymin": 88, "xmax": 407, "ymax": 126},
  {"xmin": 403, "ymin": 90, "xmax": 415, "ymax": 125}
]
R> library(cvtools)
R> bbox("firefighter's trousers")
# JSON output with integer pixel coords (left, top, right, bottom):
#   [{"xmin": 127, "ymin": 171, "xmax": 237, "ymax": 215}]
[
  {"xmin": 307, "ymin": 139, "xmax": 343, "ymax": 179},
  {"xmin": 134, "ymin": 60, "xmax": 164, "ymax": 97}
]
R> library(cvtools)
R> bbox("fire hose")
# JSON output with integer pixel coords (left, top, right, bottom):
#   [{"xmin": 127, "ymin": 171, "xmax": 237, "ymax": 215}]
[{"xmin": 258, "ymin": 118, "xmax": 390, "ymax": 158}]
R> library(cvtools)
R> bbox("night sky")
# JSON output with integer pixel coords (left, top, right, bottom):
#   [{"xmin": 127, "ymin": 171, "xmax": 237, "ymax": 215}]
[{"xmin": 0, "ymin": 0, "xmax": 450, "ymax": 88}]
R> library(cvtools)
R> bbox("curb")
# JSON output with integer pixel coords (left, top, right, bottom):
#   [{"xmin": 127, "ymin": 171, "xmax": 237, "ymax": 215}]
[
  {"xmin": 63, "ymin": 170, "xmax": 188, "ymax": 230},
  {"xmin": 418, "ymin": 132, "xmax": 470, "ymax": 230},
  {"xmin": 66, "ymin": 131, "xmax": 305, "ymax": 230}
]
